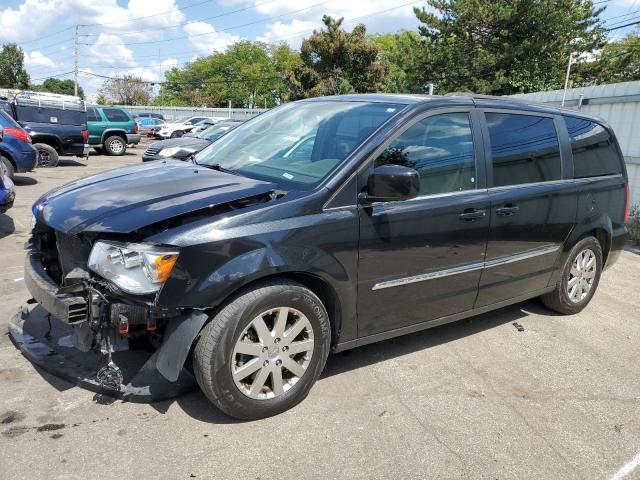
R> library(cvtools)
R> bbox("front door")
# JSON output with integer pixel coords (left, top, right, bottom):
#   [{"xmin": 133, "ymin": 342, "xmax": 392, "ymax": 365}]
[
  {"xmin": 357, "ymin": 109, "xmax": 490, "ymax": 338},
  {"xmin": 475, "ymin": 111, "xmax": 577, "ymax": 307}
]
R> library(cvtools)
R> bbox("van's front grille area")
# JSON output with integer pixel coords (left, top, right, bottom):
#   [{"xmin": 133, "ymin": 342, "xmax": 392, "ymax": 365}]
[{"xmin": 30, "ymin": 224, "xmax": 91, "ymax": 286}]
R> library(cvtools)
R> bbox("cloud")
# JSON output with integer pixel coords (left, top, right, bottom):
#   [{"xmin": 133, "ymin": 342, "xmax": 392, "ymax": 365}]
[
  {"xmin": 24, "ymin": 50, "xmax": 56, "ymax": 69},
  {"xmin": 238, "ymin": 0, "xmax": 420, "ymax": 48},
  {"xmin": 85, "ymin": 33, "xmax": 136, "ymax": 67},
  {"xmin": 0, "ymin": 0, "xmax": 61, "ymax": 43},
  {"xmin": 183, "ymin": 21, "xmax": 243, "ymax": 56}
]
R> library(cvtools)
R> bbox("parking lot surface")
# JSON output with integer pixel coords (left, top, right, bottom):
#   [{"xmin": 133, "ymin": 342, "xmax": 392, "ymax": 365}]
[{"xmin": 1, "ymin": 144, "xmax": 639, "ymax": 480}]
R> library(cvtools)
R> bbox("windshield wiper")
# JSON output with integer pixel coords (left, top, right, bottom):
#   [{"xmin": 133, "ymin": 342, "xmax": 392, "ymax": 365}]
[{"xmin": 197, "ymin": 163, "xmax": 238, "ymax": 175}]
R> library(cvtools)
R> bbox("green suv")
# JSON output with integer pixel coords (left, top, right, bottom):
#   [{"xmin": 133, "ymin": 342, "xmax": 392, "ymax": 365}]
[{"xmin": 87, "ymin": 106, "xmax": 141, "ymax": 156}]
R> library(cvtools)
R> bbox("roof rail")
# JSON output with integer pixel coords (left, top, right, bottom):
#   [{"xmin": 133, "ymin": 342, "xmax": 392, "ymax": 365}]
[
  {"xmin": 444, "ymin": 92, "xmax": 529, "ymax": 103},
  {"xmin": 0, "ymin": 89, "xmax": 85, "ymax": 111}
]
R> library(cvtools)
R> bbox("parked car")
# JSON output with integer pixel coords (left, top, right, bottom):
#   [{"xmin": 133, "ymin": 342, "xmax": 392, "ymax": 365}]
[
  {"xmin": 133, "ymin": 112, "xmax": 165, "ymax": 120},
  {"xmin": 136, "ymin": 117, "xmax": 164, "ymax": 136},
  {"xmin": 0, "ymin": 90, "xmax": 88, "ymax": 168},
  {"xmin": 0, "ymin": 130, "xmax": 15, "ymax": 213},
  {"xmin": 187, "ymin": 118, "xmax": 221, "ymax": 135},
  {"xmin": 153, "ymin": 116, "xmax": 225, "ymax": 139},
  {"xmin": 17, "ymin": 94, "xmax": 629, "ymax": 420},
  {"xmin": 87, "ymin": 106, "xmax": 141, "ymax": 156},
  {"xmin": 142, "ymin": 121, "xmax": 243, "ymax": 162},
  {"xmin": 0, "ymin": 110, "xmax": 37, "ymax": 179}
]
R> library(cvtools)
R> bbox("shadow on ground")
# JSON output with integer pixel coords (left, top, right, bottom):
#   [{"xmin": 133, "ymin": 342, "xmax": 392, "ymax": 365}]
[
  {"xmin": 0, "ymin": 213, "xmax": 15, "ymax": 239},
  {"xmin": 12, "ymin": 175, "xmax": 37, "ymax": 186}
]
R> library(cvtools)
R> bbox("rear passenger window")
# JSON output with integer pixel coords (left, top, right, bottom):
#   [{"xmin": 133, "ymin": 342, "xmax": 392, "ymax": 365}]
[
  {"xmin": 564, "ymin": 117, "xmax": 622, "ymax": 178},
  {"xmin": 87, "ymin": 108, "xmax": 100, "ymax": 122},
  {"xmin": 486, "ymin": 113, "xmax": 562, "ymax": 187},
  {"xmin": 103, "ymin": 108, "xmax": 129, "ymax": 122},
  {"xmin": 375, "ymin": 112, "xmax": 476, "ymax": 195}
]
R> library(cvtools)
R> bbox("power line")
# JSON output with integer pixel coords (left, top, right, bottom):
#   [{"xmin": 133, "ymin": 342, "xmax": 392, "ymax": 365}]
[
  {"xmin": 607, "ymin": 20, "xmax": 640, "ymax": 31},
  {"xmin": 80, "ymin": 1, "xmax": 333, "ymax": 47},
  {"xmin": 79, "ymin": 0, "xmax": 211, "ymax": 27},
  {"xmin": 82, "ymin": 0, "xmax": 278, "ymax": 38}
]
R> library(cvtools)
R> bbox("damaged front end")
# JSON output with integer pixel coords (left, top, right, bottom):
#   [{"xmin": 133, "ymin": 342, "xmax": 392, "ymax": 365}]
[{"xmin": 10, "ymin": 221, "xmax": 207, "ymax": 401}]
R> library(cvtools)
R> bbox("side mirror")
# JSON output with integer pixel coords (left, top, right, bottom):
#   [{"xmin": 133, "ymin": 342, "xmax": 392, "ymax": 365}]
[{"xmin": 359, "ymin": 164, "xmax": 420, "ymax": 204}]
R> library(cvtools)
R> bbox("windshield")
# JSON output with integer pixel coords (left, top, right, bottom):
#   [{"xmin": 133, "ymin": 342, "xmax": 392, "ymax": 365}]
[
  {"xmin": 194, "ymin": 101, "xmax": 403, "ymax": 189},
  {"xmin": 196, "ymin": 123, "xmax": 237, "ymax": 141}
]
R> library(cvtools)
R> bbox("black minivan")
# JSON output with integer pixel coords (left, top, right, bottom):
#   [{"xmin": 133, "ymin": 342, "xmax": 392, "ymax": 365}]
[{"xmin": 15, "ymin": 94, "xmax": 629, "ymax": 419}]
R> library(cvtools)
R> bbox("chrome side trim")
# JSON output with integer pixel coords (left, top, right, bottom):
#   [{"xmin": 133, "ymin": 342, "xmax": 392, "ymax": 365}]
[
  {"xmin": 371, "ymin": 244, "xmax": 561, "ymax": 291},
  {"xmin": 484, "ymin": 244, "xmax": 560, "ymax": 269},
  {"xmin": 371, "ymin": 261, "xmax": 485, "ymax": 291}
]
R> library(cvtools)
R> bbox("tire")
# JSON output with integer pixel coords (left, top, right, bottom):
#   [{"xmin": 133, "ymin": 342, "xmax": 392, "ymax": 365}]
[
  {"xmin": 34, "ymin": 143, "xmax": 59, "ymax": 168},
  {"xmin": 193, "ymin": 279, "xmax": 331, "ymax": 420},
  {"xmin": 103, "ymin": 136, "xmax": 127, "ymax": 156},
  {"xmin": 170, "ymin": 130, "xmax": 183, "ymax": 138},
  {"xmin": 541, "ymin": 236, "xmax": 603, "ymax": 315},
  {"xmin": 1, "ymin": 156, "xmax": 15, "ymax": 180}
]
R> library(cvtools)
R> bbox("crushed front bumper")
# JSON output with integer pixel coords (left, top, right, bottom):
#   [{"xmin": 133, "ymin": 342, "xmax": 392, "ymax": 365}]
[{"xmin": 8, "ymin": 306, "xmax": 197, "ymax": 402}]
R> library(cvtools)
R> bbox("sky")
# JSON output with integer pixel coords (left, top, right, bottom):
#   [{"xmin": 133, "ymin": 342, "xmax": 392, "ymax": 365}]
[{"xmin": 0, "ymin": 0, "xmax": 638, "ymax": 96}]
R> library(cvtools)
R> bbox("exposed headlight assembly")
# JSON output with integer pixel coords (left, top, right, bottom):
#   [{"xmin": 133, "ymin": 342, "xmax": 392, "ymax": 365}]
[
  {"xmin": 88, "ymin": 241, "xmax": 179, "ymax": 295},
  {"xmin": 159, "ymin": 146, "xmax": 194, "ymax": 158}
]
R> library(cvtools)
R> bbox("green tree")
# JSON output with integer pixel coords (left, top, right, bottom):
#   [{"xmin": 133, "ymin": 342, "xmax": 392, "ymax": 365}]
[
  {"xmin": 575, "ymin": 27, "xmax": 640, "ymax": 85},
  {"xmin": 413, "ymin": 0, "xmax": 605, "ymax": 95},
  {"xmin": 31, "ymin": 78, "xmax": 85, "ymax": 98},
  {"xmin": 163, "ymin": 41, "xmax": 301, "ymax": 107},
  {"xmin": 300, "ymin": 15, "xmax": 390, "ymax": 96},
  {"xmin": 372, "ymin": 31, "xmax": 424, "ymax": 93},
  {"xmin": 0, "ymin": 43, "xmax": 30, "ymax": 89}
]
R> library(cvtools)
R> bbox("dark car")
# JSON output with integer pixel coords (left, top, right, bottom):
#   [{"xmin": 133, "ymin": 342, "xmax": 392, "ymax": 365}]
[
  {"xmin": 0, "ymin": 91, "xmax": 88, "ymax": 168},
  {"xmin": 0, "ymin": 110, "xmax": 37, "ymax": 179},
  {"xmin": 0, "ymin": 130, "xmax": 15, "ymax": 212},
  {"xmin": 15, "ymin": 94, "xmax": 629, "ymax": 420},
  {"xmin": 142, "ymin": 121, "xmax": 242, "ymax": 162}
]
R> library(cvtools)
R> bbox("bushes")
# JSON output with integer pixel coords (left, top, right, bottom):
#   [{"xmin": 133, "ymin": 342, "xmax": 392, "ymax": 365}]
[{"xmin": 629, "ymin": 205, "xmax": 640, "ymax": 245}]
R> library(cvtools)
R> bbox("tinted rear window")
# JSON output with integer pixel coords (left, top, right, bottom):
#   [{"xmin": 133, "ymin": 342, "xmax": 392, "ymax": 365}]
[
  {"xmin": 87, "ymin": 107, "xmax": 101, "ymax": 122},
  {"xmin": 15, "ymin": 105, "xmax": 86, "ymax": 126},
  {"xmin": 102, "ymin": 108, "xmax": 130, "ymax": 122},
  {"xmin": 564, "ymin": 117, "xmax": 622, "ymax": 178},
  {"xmin": 486, "ymin": 113, "xmax": 562, "ymax": 187}
]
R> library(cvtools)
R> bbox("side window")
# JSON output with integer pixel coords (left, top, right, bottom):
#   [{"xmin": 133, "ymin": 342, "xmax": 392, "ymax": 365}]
[
  {"xmin": 103, "ymin": 108, "xmax": 130, "ymax": 122},
  {"xmin": 375, "ymin": 112, "xmax": 476, "ymax": 195},
  {"xmin": 87, "ymin": 108, "xmax": 100, "ymax": 122},
  {"xmin": 486, "ymin": 113, "xmax": 562, "ymax": 187},
  {"xmin": 564, "ymin": 117, "xmax": 622, "ymax": 178}
]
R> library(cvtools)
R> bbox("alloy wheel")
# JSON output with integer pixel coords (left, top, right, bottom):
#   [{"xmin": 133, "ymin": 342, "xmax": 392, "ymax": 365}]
[
  {"xmin": 110, "ymin": 139, "xmax": 124, "ymax": 154},
  {"xmin": 566, "ymin": 248, "xmax": 597, "ymax": 303},
  {"xmin": 232, "ymin": 307, "xmax": 315, "ymax": 400},
  {"xmin": 38, "ymin": 150, "xmax": 51, "ymax": 167}
]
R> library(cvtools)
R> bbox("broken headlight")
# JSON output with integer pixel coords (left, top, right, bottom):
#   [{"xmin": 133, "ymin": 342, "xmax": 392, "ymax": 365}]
[{"xmin": 88, "ymin": 241, "xmax": 179, "ymax": 295}]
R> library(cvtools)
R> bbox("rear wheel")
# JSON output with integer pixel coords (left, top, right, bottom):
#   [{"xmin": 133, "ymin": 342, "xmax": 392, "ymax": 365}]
[
  {"xmin": 1, "ymin": 156, "xmax": 15, "ymax": 179},
  {"xmin": 170, "ymin": 130, "xmax": 183, "ymax": 138},
  {"xmin": 541, "ymin": 236, "xmax": 603, "ymax": 315},
  {"xmin": 193, "ymin": 279, "xmax": 331, "ymax": 420},
  {"xmin": 34, "ymin": 143, "xmax": 59, "ymax": 168},
  {"xmin": 103, "ymin": 136, "xmax": 127, "ymax": 156}
]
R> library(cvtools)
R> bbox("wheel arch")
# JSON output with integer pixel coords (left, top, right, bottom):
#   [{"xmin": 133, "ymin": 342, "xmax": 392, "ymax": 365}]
[
  {"xmin": 206, "ymin": 271, "xmax": 343, "ymax": 348},
  {"xmin": 0, "ymin": 149, "xmax": 16, "ymax": 169},
  {"xmin": 32, "ymin": 136, "xmax": 61, "ymax": 153},
  {"xmin": 101, "ymin": 129, "xmax": 128, "ymax": 144}
]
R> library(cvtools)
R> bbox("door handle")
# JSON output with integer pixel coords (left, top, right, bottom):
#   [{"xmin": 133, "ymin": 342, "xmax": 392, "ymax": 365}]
[
  {"xmin": 459, "ymin": 208, "xmax": 486, "ymax": 221},
  {"xmin": 496, "ymin": 205, "xmax": 520, "ymax": 216}
]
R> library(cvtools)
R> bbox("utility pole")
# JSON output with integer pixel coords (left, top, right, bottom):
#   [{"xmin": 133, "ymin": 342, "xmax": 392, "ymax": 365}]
[
  {"xmin": 74, "ymin": 25, "xmax": 79, "ymax": 97},
  {"xmin": 561, "ymin": 52, "xmax": 575, "ymax": 107}
]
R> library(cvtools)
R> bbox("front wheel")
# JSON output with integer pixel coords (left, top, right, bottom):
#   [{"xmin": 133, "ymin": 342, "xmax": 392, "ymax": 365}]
[
  {"xmin": 193, "ymin": 279, "xmax": 331, "ymax": 420},
  {"xmin": 541, "ymin": 236, "xmax": 603, "ymax": 315}
]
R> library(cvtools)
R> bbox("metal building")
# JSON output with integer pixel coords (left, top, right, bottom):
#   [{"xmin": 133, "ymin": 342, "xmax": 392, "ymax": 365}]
[{"xmin": 511, "ymin": 81, "xmax": 640, "ymax": 206}]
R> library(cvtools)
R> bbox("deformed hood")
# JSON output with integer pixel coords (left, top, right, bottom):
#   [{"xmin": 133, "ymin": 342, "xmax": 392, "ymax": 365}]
[{"xmin": 34, "ymin": 160, "xmax": 276, "ymax": 234}]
